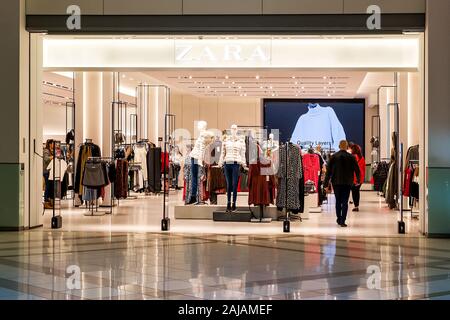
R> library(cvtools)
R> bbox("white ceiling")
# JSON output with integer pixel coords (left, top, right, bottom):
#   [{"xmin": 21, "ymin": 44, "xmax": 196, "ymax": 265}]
[
  {"xmin": 145, "ymin": 70, "xmax": 369, "ymax": 99},
  {"xmin": 43, "ymin": 70, "xmax": 399, "ymax": 103}
]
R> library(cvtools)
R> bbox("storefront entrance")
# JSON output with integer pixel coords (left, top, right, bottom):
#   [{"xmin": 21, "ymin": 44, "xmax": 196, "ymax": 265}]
[{"xmin": 29, "ymin": 34, "xmax": 426, "ymax": 236}]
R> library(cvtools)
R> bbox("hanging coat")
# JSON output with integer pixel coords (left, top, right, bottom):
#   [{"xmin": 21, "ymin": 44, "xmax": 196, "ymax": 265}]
[{"xmin": 276, "ymin": 143, "xmax": 305, "ymax": 213}]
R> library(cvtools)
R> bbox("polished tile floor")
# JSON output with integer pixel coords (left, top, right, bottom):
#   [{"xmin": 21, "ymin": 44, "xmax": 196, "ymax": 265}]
[
  {"xmin": 0, "ymin": 231, "xmax": 450, "ymax": 300},
  {"xmin": 1, "ymin": 190, "xmax": 446, "ymax": 300}
]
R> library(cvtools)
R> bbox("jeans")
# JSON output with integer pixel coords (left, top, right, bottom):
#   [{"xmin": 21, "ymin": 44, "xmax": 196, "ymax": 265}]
[
  {"xmin": 224, "ymin": 163, "xmax": 240, "ymax": 204},
  {"xmin": 172, "ymin": 164, "xmax": 181, "ymax": 188},
  {"xmin": 43, "ymin": 171, "xmax": 50, "ymax": 201},
  {"xmin": 333, "ymin": 184, "xmax": 351, "ymax": 224},
  {"xmin": 351, "ymin": 184, "xmax": 362, "ymax": 207},
  {"xmin": 190, "ymin": 158, "xmax": 199, "ymax": 201}
]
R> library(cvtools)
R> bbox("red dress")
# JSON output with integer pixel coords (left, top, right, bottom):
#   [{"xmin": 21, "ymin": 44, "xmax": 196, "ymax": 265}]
[
  {"xmin": 248, "ymin": 145, "xmax": 276, "ymax": 206},
  {"xmin": 302, "ymin": 153, "xmax": 320, "ymax": 191},
  {"xmin": 354, "ymin": 155, "xmax": 366, "ymax": 184}
]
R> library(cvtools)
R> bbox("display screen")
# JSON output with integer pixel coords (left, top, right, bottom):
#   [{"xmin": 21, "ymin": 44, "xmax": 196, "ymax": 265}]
[{"xmin": 263, "ymin": 99, "xmax": 365, "ymax": 153}]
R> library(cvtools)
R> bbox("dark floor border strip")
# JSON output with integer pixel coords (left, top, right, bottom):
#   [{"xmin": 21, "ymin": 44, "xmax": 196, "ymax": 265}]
[
  {"xmin": 3, "ymin": 231, "xmax": 444, "ymax": 264},
  {"xmin": 401, "ymin": 289, "xmax": 450, "ymax": 300},
  {"xmin": 0, "ymin": 239, "xmax": 219, "ymax": 259}
]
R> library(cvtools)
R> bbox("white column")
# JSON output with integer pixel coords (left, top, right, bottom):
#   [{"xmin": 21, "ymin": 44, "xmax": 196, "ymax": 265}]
[
  {"xmin": 147, "ymin": 87, "xmax": 159, "ymax": 144},
  {"xmin": 408, "ymin": 72, "xmax": 420, "ymax": 146},
  {"xmin": 83, "ymin": 72, "xmax": 103, "ymax": 149},
  {"xmin": 102, "ymin": 72, "xmax": 114, "ymax": 206},
  {"xmin": 379, "ymin": 87, "xmax": 394, "ymax": 160},
  {"xmin": 74, "ymin": 72, "xmax": 84, "ymax": 162},
  {"xmin": 398, "ymin": 72, "xmax": 409, "ymax": 162},
  {"xmin": 29, "ymin": 33, "xmax": 44, "ymax": 228}
]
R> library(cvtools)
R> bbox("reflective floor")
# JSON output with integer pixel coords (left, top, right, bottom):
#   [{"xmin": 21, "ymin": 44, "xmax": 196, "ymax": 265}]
[{"xmin": 1, "ymin": 231, "xmax": 450, "ymax": 300}]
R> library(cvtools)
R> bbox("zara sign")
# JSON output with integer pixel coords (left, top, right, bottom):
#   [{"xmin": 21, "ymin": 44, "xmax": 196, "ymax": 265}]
[{"xmin": 174, "ymin": 40, "xmax": 271, "ymax": 66}]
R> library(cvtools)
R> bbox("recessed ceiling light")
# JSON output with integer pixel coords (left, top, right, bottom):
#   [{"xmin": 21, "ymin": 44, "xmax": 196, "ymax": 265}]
[
  {"xmin": 292, "ymin": 76, "xmax": 296, "ymax": 79},
  {"xmin": 189, "ymin": 75, "xmax": 193, "ymax": 79},
  {"xmin": 301, "ymin": 86, "xmax": 305, "ymax": 89},
  {"xmin": 222, "ymin": 81, "xmax": 225, "ymax": 85},
  {"xmin": 269, "ymin": 86, "xmax": 273, "ymax": 89},
  {"xmin": 232, "ymin": 81, "xmax": 235, "ymax": 84},
  {"xmin": 225, "ymin": 75, "xmax": 229, "ymax": 79},
  {"xmin": 323, "ymin": 76, "xmax": 327, "ymax": 79},
  {"xmin": 256, "ymin": 75, "xmax": 260, "ymax": 80},
  {"xmin": 271, "ymin": 93, "xmax": 275, "ymax": 97},
  {"xmin": 295, "ymin": 82, "xmax": 298, "ymax": 85},
  {"xmin": 238, "ymin": 86, "xmax": 242, "ymax": 89},
  {"xmin": 295, "ymin": 94, "xmax": 299, "ymax": 97},
  {"xmin": 323, "ymin": 86, "xmax": 327, "ymax": 89},
  {"xmin": 122, "ymin": 74, "xmax": 126, "ymax": 78},
  {"xmin": 327, "ymin": 94, "xmax": 331, "ymax": 97},
  {"xmin": 329, "ymin": 82, "xmax": 332, "ymax": 85},
  {"xmin": 260, "ymin": 86, "xmax": 263, "ymax": 89}
]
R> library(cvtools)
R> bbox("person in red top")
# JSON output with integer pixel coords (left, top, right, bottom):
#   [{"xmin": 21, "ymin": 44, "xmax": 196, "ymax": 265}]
[{"xmin": 350, "ymin": 144, "xmax": 366, "ymax": 212}]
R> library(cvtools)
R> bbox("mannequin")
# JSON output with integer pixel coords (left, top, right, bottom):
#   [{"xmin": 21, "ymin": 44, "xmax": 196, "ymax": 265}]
[
  {"xmin": 188, "ymin": 121, "xmax": 214, "ymax": 204},
  {"xmin": 262, "ymin": 133, "xmax": 279, "ymax": 175},
  {"xmin": 219, "ymin": 124, "xmax": 246, "ymax": 212}
]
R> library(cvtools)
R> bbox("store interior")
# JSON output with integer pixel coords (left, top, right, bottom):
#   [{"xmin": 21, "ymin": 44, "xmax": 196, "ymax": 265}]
[{"xmin": 35, "ymin": 35, "xmax": 424, "ymax": 235}]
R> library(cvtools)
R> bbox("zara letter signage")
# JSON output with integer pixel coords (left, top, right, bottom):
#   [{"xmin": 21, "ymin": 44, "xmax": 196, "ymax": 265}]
[{"xmin": 174, "ymin": 39, "xmax": 271, "ymax": 67}]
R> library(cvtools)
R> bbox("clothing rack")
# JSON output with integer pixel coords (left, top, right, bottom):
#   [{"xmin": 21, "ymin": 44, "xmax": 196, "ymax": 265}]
[
  {"xmin": 283, "ymin": 142, "xmax": 291, "ymax": 232},
  {"xmin": 83, "ymin": 156, "xmax": 114, "ymax": 216},
  {"xmin": 51, "ymin": 142, "xmax": 62, "ymax": 228},
  {"xmin": 405, "ymin": 159, "xmax": 420, "ymax": 218}
]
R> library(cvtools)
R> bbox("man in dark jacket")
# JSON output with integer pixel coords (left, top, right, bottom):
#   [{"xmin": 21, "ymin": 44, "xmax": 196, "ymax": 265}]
[{"xmin": 324, "ymin": 140, "xmax": 361, "ymax": 227}]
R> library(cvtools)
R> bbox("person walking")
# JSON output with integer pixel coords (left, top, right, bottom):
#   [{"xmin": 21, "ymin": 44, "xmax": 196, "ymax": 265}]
[
  {"xmin": 324, "ymin": 140, "xmax": 361, "ymax": 227},
  {"xmin": 350, "ymin": 144, "xmax": 366, "ymax": 212}
]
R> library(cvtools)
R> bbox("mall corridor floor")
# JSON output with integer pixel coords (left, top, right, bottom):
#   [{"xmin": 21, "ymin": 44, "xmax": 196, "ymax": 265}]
[{"xmin": 0, "ymin": 231, "xmax": 450, "ymax": 300}]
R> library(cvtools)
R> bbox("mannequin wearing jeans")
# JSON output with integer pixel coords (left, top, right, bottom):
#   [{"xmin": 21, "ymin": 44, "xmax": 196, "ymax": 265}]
[
  {"xmin": 189, "ymin": 121, "xmax": 214, "ymax": 204},
  {"xmin": 224, "ymin": 162, "xmax": 240, "ymax": 209},
  {"xmin": 219, "ymin": 124, "xmax": 246, "ymax": 212}
]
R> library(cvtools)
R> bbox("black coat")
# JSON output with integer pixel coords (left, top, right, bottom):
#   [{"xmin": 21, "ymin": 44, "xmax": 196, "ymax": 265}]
[{"xmin": 325, "ymin": 150, "xmax": 361, "ymax": 187}]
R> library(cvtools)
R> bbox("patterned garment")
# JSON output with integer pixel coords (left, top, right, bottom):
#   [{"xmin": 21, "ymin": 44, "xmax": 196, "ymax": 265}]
[
  {"xmin": 183, "ymin": 156, "xmax": 207, "ymax": 204},
  {"xmin": 276, "ymin": 143, "xmax": 304, "ymax": 212}
]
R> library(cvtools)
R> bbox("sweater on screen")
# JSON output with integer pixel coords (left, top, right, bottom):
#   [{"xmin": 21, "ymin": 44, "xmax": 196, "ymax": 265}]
[{"xmin": 290, "ymin": 105, "xmax": 346, "ymax": 151}]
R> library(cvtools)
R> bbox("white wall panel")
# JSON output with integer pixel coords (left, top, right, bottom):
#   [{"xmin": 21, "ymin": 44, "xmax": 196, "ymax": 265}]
[
  {"xmin": 26, "ymin": 0, "xmax": 103, "ymax": 15},
  {"xmin": 263, "ymin": 0, "xmax": 344, "ymax": 14},
  {"xmin": 181, "ymin": 95, "xmax": 200, "ymax": 137},
  {"xmin": 104, "ymin": 0, "xmax": 182, "ymax": 15},
  {"xmin": 344, "ymin": 0, "xmax": 425, "ymax": 14},
  {"xmin": 199, "ymin": 98, "xmax": 219, "ymax": 131},
  {"xmin": 183, "ymin": 0, "xmax": 262, "ymax": 14}
]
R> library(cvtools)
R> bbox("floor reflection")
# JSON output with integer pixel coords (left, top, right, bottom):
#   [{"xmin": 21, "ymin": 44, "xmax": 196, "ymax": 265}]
[{"xmin": 0, "ymin": 231, "xmax": 449, "ymax": 300}]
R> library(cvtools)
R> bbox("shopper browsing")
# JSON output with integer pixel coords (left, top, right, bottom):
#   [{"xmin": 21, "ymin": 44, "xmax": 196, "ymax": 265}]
[
  {"xmin": 350, "ymin": 144, "xmax": 366, "ymax": 212},
  {"xmin": 324, "ymin": 140, "xmax": 361, "ymax": 227}
]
